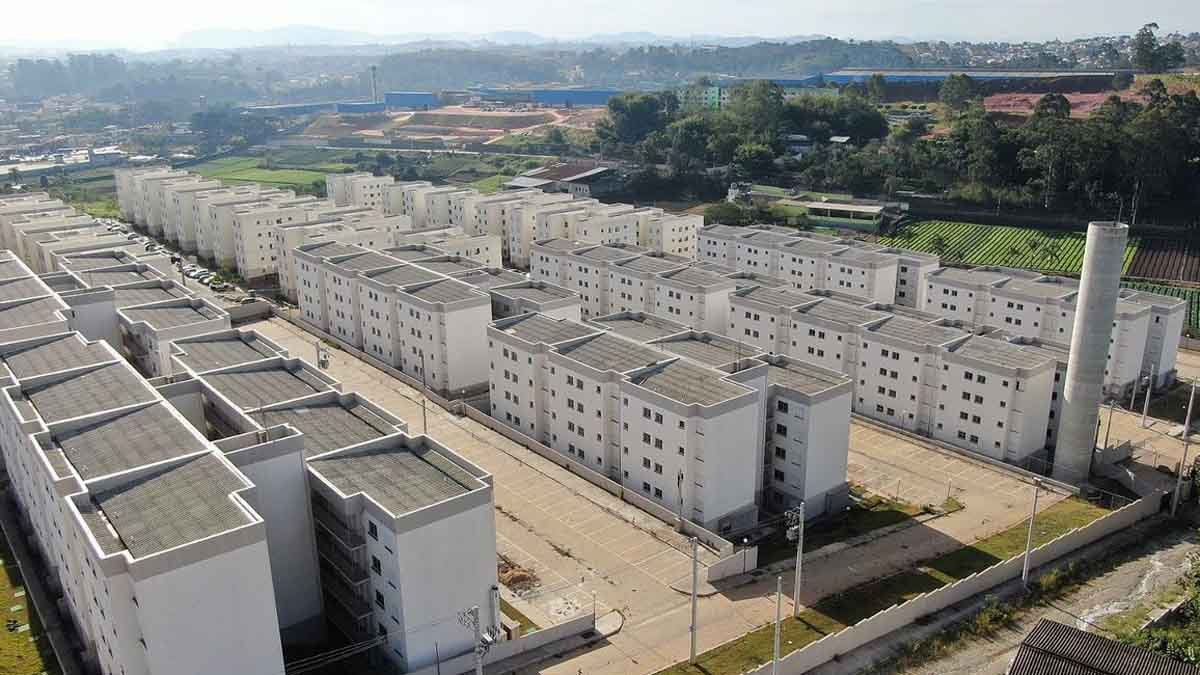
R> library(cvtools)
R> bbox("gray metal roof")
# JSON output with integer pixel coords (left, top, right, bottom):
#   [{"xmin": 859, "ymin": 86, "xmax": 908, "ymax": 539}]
[
  {"xmin": 931, "ymin": 267, "xmax": 1009, "ymax": 286},
  {"xmin": 740, "ymin": 231, "xmax": 797, "ymax": 246},
  {"xmin": 496, "ymin": 314, "xmax": 596, "ymax": 344},
  {"xmin": 204, "ymin": 366, "xmax": 328, "ymax": 410},
  {"xmin": 329, "ymin": 251, "xmax": 400, "ymax": 272},
  {"xmin": 796, "ymin": 298, "xmax": 889, "ymax": 326},
  {"xmin": 590, "ymin": 313, "xmax": 688, "ymax": 342},
  {"xmin": 454, "ymin": 269, "xmax": 526, "ymax": 290},
  {"xmin": 123, "ymin": 304, "xmax": 222, "ymax": 329},
  {"xmin": 87, "ymin": 454, "xmax": 252, "ymax": 559},
  {"xmin": 693, "ymin": 261, "xmax": 739, "ymax": 275},
  {"xmin": 1009, "ymin": 619, "xmax": 1200, "ymax": 675},
  {"xmin": 24, "ymin": 363, "xmax": 155, "ymax": 423},
  {"xmin": 257, "ymin": 401, "xmax": 396, "ymax": 458},
  {"xmin": 493, "ymin": 284, "xmax": 574, "ymax": 303},
  {"xmin": 574, "ymin": 245, "xmax": 645, "ymax": 262},
  {"xmin": 616, "ymin": 255, "xmax": 689, "ymax": 274},
  {"xmin": 831, "ymin": 247, "xmax": 894, "ymax": 265},
  {"xmin": 40, "ymin": 275, "xmax": 85, "ymax": 292},
  {"xmin": 660, "ymin": 266, "xmax": 732, "ymax": 288},
  {"xmin": 403, "ymin": 279, "xmax": 480, "ymax": 303},
  {"xmin": 555, "ymin": 333, "xmax": 666, "ymax": 373},
  {"xmin": 870, "ymin": 315, "xmax": 966, "ymax": 346},
  {"xmin": 63, "ymin": 253, "xmax": 130, "ymax": 270},
  {"xmin": 736, "ymin": 286, "xmax": 813, "ymax": 307},
  {"xmin": 765, "ymin": 360, "xmax": 850, "ymax": 395},
  {"xmin": 628, "ymin": 360, "xmax": 748, "ymax": 406},
  {"xmin": 412, "ymin": 258, "xmax": 486, "ymax": 275},
  {"xmin": 50, "ymin": 403, "xmax": 206, "ymax": 480},
  {"xmin": 535, "ymin": 238, "xmax": 588, "ymax": 252},
  {"xmin": 1, "ymin": 335, "xmax": 112, "ymax": 379},
  {"xmin": 78, "ymin": 269, "xmax": 158, "ymax": 287},
  {"xmin": 0, "ymin": 297, "xmax": 63, "ymax": 329},
  {"xmin": 308, "ymin": 443, "xmax": 479, "ymax": 516},
  {"xmin": 0, "ymin": 276, "xmax": 49, "ymax": 302},
  {"xmin": 728, "ymin": 272, "xmax": 789, "ymax": 288},
  {"xmin": 301, "ymin": 242, "xmax": 361, "ymax": 259},
  {"xmin": 0, "ymin": 259, "xmax": 32, "ymax": 278},
  {"xmin": 367, "ymin": 264, "xmax": 442, "ymax": 287},
  {"xmin": 656, "ymin": 334, "xmax": 762, "ymax": 367},
  {"xmin": 381, "ymin": 246, "xmax": 445, "ymax": 261},
  {"xmin": 995, "ymin": 277, "xmax": 1077, "ymax": 300},
  {"xmin": 174, "ymin": 335, "xmax": 280, "ymax": 372},
  {"xmin": 112, "ymin": 286, "xmax": 188, "ymax": 308},
  {"xmin": 949, "ymin": 336, "xmax": 1052, "ymax": 370},
  {"xmin": 700, "ymin": 224, "xmax": 749, "ymax": 238}
]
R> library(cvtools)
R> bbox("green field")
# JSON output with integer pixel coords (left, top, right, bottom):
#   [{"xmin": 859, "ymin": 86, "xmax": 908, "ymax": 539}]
[
  {"xmin": 192, "ymin": 157, "xmax": 327, "ymax": 187},
  {"xmin": 1121, "ymin": 281, "xmax": 1200, "ymax": 334},
  {"xmin": 878, "ymin": 220, "xmax": 1141, "ymax": 276},
  {"xmin": 0, "ymin": 533, "xmax": 60, "ymax": 675},
  {"xmin": 465, "ymin": 174, "xmax": 513, "ymax": 194},
  {"xmin": 658, "ymin": 498, "xmax": 1109, "ymax": 675}
]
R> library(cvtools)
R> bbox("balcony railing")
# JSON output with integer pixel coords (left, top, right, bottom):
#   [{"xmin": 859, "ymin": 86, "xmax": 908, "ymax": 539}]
[
  {"xmin": 316, "ymin": 532, "xmax": 369, "ymax": 585},
  {"xmin": 324, "ymin": 597, "xmax": 370, "ymax": 642},
  {"xmin": 320, "ymin": 564, "xmax": 371, "ymax": 619},
  {"xmin": 312, "ymin": 501, "xmax": 365, "ymax": 549}
]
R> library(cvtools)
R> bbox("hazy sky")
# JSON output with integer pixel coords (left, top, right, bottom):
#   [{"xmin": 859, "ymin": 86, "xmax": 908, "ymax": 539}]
[{"xmin": 4, "ymin": 0, "xmax": 1199, "ymax": 51}]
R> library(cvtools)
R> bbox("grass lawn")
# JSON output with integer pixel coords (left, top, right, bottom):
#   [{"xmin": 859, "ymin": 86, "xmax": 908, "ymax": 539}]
[
  {"xmin": 466, "ymin": 174, "xmax": 513, "ymax": 194},
  {"xmin": 657, "ymin": 498, "xmax": 1109, "ymax": 675},
  {"xmin": 757, "ymin": 490, "xmax": 924, "ymax": 566},
  {"xmin": 0, "ymin": 534, "xmax": 59, "ymax": 675},
  {"xmin": 500, "ymin": 598, "xmax": 540, "ymax": 637},
  {"xmin": 192, "ymin": 157, "xmax": 326, "ymax": 187}
]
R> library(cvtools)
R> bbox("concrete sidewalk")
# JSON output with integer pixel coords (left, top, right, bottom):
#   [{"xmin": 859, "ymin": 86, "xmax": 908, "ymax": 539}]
[{"xmin": 487, "ymin": 611, "xmax": 624, "ymax": 675}]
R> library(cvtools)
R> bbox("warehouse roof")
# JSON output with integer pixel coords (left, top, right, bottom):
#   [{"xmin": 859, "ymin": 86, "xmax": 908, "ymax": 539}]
[
  {"xmin": 556, "ymin": 333, "xmax": 666, "ymax": 373},
  {"xmin": 173, "ymin": 334, "xmax": 281, "ymax": 372},
  {"xmin": 258, "ymin": 400, "xmax": 397, "ymax": 458},
  {"xmin": 84, "ymin": 454, "xmax": 252, "ymax": 559},
  {"xmin": 48, "ymin": 403, "xmax": 206, "ymax": 480},
  {"xmin": 1, "ymin": 334, "xmax": 112, "ymax": 380},
  {"xmin": 494, "ymin": 313, "xmax": 596, "ymax": 345},
  {"xmin": 203, "ymin": 364, "xmax": 329, "ymax": 410},
  {"xmin": 1008, "ymin": 619, "xmax": 1200, "ymax": 675},
  {"xmin": 23, "ymin": 363, "xmax": 154, "ymax": 423},
  {"xmin": 627, "ymin": 360, "xmax": 748, "ymax": 406},
  {"xmin": 308, "ymin": 441, "xmax": 480, "ymax": 516}
]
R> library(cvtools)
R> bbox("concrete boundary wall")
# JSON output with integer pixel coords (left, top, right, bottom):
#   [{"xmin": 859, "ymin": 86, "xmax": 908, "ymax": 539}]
[
  {"xmin": 744, "ymin": 494, "xmax": 1161, "ymax": 674},
  {"xmin": 406, "ymin": 612, "xmax": 596, "ymax": 675}
]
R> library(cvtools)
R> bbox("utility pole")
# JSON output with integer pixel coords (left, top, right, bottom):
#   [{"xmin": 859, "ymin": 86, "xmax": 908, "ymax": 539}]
[
  {"xmin": 457, "ymin": 606, "xmax": 486, "ymax": 675},
  {"xmin": 1172, "ymin": 378, "xmax": 1197, "ymax": 517},
  {"xmin": 689, "ymin": 537, "xmax": 699, "ymax": 665},
  {"xmin": 419, "ymin": 350, "xmax": 428, "ymax": 433},
  {"xmin": 1142, "ymin": 364, "xmax": 1156, "ymax": 428},
  {"xmin": 1103, "ymin": 400, "xmax": 1115, "ymax": 450},
  {"xmin": 772, "ymin": 576, "xmax": 783, "ymax": 675},
  {"xmin": 1021, "ymin": 479, "xmax": 1042, "ymax": 588},
  {"xmin": 787, "ymin": 502, "xmax": 805, "ymax": 617}
]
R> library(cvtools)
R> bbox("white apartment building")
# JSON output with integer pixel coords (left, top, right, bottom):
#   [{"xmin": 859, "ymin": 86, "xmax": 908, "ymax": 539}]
[
  {"xmin": 114, "ymin": 166, "xmax": 189, "ymax": 224},
  {"xmin": 925, "ymin": 266, "xmax": 1184, "ymax": 394},
  {"xmin": 158, "ymin": 179, "xmax": 223, "ymax": 245},
  {"xmin": 607, "ymin": 253, "xmax": 692, "ymax": 315},
  {"xmin": 5, "ymin": 214, "xmax": 99, "ymax": 261},
  {"xmin": 198, "ymin": 189, "xmax": 291, "ymax": 267},
  {"xmin": 489, "ymin": 280, "xmax": 582, "ymax": 321},
  {"xmin": 326, "ymin": 172, "xmax": 395, "ymax": 209},
  {"xmin": 276, "ymin": 219, "xmax": 409, "ymax": 299},
  {"xmin": 729, "ymin": 285, "xmax": 825, "ymax": 355},
  {"xmin": 398, "ymin": 228, "xmax": 502, "ymax": 267},
  {"xmin": 653, "ymin": 266, "xmax": 737, "ymax": 332}
]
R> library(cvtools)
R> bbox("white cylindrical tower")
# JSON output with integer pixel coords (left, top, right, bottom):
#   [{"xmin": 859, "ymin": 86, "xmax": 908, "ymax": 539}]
[{"xmin": 1054, "ymin": 221, "xmax": 1129, "ymax": 482}]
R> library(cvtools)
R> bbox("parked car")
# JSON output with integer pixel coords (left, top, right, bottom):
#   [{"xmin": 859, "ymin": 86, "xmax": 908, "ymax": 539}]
[{"xmin": 210, "ymin": 282, "xmax": 231, "ymax": 292}]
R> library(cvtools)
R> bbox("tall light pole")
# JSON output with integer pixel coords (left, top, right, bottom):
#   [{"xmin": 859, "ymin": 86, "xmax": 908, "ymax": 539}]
[
  {"xmin": 787, "ymin": 501, "xmax": 805, "ymax": 617},
  {"xmin": 1142, "ymin": 364, "xmax": 1157, "ymax": 428},
  {"xmin": 689, "ymin": 537, "xmax": 699, "ymax": 665},
  {"xmin": 1021, "ymin": 479, "xmax": 1042, "ymax": 588},
  {"xmin": 1172, "ymin": 378, "xmax": 1197, "ymax": 517},
  {"xmin": 419, "ymin": 349, "xmax": 428, "ymax": 433},
  {"xmin": 772, "ymin": 576, "xmax": 783, "ymax": 675}
]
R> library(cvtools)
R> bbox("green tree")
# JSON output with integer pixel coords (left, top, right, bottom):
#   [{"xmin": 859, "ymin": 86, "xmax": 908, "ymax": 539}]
[
  {"xmin": 1034, "ymin": 93, "xmax": 1073, "ymax": 120},
  {"xmin": 703, "ymin": 202, "xmax": 748, "ymax": 225},
  {"xmin": 939, "ymin": 74, "xmax": 976, "ymax": 112},
  {"xmin": 727, "ymin": 80, "xmax": 786, "ymax": 144},
  {"xmin": 666, "ymin": 115, "xmax": 711, "ymax": 175},
  {"xmin": 1132, "ymin": 23, "xmax": 1186, "ymax": 73},
  {"xmin": 544, "ymin": 127, "xmax": 567, "ymax": 146},
  {"xmin": 596, "ymin": 92, "xmax": 674, "ymax": 147},
  {"xmin": 1112, "ymin": 71, "xmax": 1135, "ymax": 90},
  {"xmin": 732, "ymin": 143, "xmax": 776, "ymax": 180},
  {"xmin": 867, "ymin": 73, "xmax": 888, "ymax": 104}
]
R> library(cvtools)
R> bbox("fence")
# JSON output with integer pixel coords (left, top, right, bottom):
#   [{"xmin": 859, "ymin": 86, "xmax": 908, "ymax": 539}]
[
  {"xmin": 404, "ymin": 611, "xmax": 596, "ymax": 675},
  {"xmin": 745, "ymin": 494, "xmax": 1162, "ymax": 674}
]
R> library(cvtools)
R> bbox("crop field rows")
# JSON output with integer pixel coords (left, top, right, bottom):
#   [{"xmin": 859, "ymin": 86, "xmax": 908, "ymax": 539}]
[
  {"xmin": 1121, "ymin": 281, "xmax": 1200, "ymax": 333},
  {"xmin": 1125, "ymin": 238, "xmax": 1200, "ymax": 284},
  {"xmin": 878, "ymin": 220, "xmax": 1139, "ymax": 276}
]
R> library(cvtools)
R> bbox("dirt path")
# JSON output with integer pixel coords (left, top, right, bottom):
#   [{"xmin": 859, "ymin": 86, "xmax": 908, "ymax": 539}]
[{"xmin": 892, "ymin": 525, "xmax": 1196, "ymax": 675}]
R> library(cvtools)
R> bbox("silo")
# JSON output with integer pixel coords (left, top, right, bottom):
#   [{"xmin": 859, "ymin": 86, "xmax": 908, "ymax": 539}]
[{"xmin": 1053, "ymin": 221, "xmax": 1129, "ymax": 482}]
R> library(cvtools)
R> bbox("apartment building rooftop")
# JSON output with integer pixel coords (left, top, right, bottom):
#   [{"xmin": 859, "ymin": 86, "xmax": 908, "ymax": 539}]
[
  {"xmin": 403, "ymin": 279, "xmax": 480, "ymax": 304},
  {"xmin": 380, "ymin": 245, "xmax": 446, "ymax": 262},
  {"xmin": 111, "ymin": 285, "xmax": 189, "ymax": 308},
  {"xmin": 535, "ymin": 238, "xmax": 589, "ymax": 252},
  {"xmin": 491, "ymin": 282, "xmax": 576, "ymax": 303},
  {"xmin": 628, "ymin": 359, "xmax": 748, "ymax": 406},
  {"xmin": 0, "ymin": 276, "xmax": 50, "ymax": 302},
  {"xmin": 329, "ymin": 251, "xmax": 401, "ymax": 273},
  {"xmin": 831, "ymin": 247, "xmax": 896, "ymax": 266},
  {"xmin": 930, "ymin": 266, "xmax": 1009, "ymax": 286},
  {"xmin": 726, "ymin": 272, "xmax": 789, "ymax": 288},
  {"xmin": 0, "ymin": 258, "xmax": 30, "ymax": 277},
  {"xmin": 307, "ymin": 440, "xmax": 480, "ymax": 516},
  {"xmin": 994, "ymin": 277, "xmax": 1077, "ymax": 300},
  {"xmin": 700, "ymin": 224, "xmax": 749, "ymax": 238},
  {"xmin": 659, "ymin": 266, "xmax": 734, "ymax": 288},
  {"xmin": 870, "ymin": 315, "xmax": 967, "ymax": 346},
  {"xmin": 298, "ymin": 241, "xmax": 363, "ymax": 260},
  {"xmin": 21, "ymin": 362, "xmax": 155, "ymax": 423},
  {"xmin": 257, "ymin": 400, "xmax": 398, "ymax": 458},
  {"xmin": 1119, "ymin": 288, "xmax": 1189, "ymax": 312},
  {"xmin": 365, "ymin": 264, "xmax": 443, "ymax": 288},
  {"xmin": 494, "ymin": 313, "xmax": 596, "ymax": 344},
  {"xmin": 122, "ymin": 303, "xmax": 223, "ymax": 330},
  {"xmin": 589, "ymin": 312, "xmax": 689, "ymax": 342},
  {"xmin": 46, "ymin": 403, "xmax": 206, "ymax": 481},
  {"xmin": 0, "ymin": 295, "xmax": 65, "ymax": 330},
  {"xmin": 203, "ymin": 363, "xmax": 330, "ymax": 410},
  {"xmin": 796, "ymin": 297, "xmax": 889, "ymax": 326},
  {"xmin": 61, "ymin": 251, "xmax": 133, "ymax": 270},
  {"xmin": 949, "ymin": 335, "xmax": 1053, "ymax": 371},
  {"xmin": 452, "ymin": 269, "xmax": 526, "ymax": 290},
  {"xmin": 80, "ymin": 454, "xmax": 252, "ymax": 559},
  {"xmin": 0, "ymin": 334, "xmax": 112, "ymax": 380},
  {"xmin": 555, "ymin": 332, "xmax": 666, "ymax": 373},
  {"xmin": 735, "ymin": 286, "xmax": 814, "ymax": 308},
  {"xmin": 77, "ymin": 269, "xmax": 160, "ymax": 287},
  {"xmin": 413, "ymin": 257, "xmax": 486, "ymax": 276},
  {"xmin": 654, "ymin": 333, "xmax": 763, "ymax": 367},
  {"xmin": 764, "ymin": 359, "xmax": 851, "ymax": 395},
  {"xmin": 616, "ymin": 255, "xmax": 689, "ymax": 274},
  {"xmin": 573, "ymin": 244, "xmax": 647, "ymax": 262},
  {"xmin": 172, "ymin": 333, "xmax": 283, "ymax": 372},
  {"xmin": 693, "ymin": 261, "xmax": 739, "ymax": 275},
  {"xmin": 740, "ymin": 231, "xmax": 797, "ymax": 246},
  {"xmin": 781, "ymin": 238, "xmax": 854, "ymax": 255}
]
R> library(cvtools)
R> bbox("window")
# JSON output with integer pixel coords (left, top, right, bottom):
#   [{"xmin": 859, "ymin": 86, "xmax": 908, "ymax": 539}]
[
  {"xmin": 642, "ymin": 457, "xmax": 651, "ymax": 468},
  {"xmin": 372, "ymin": 556, "xmax": 382, "ymax": 575},
  {"xmin": 775, "ymin": 447, "xmax": 786, "ymax": 460},
  {"xmin": 642, "ymin": 432, "xmax": 651, "ymax": 444},
  {"xmin": 643, "ymin": 407, "xmax": 652, "ymax": 419},
  {"xmin": 654, "ymin": 463, "xmax": 663, "ymax": 475},
  {"xmin": 654, "ymin": 412, "xmax": 663, "ymax": 424},
  {"xmin": 775, "ymin": 423, "xmax": 788, "ymax": 436},
  {"xmin": 774, "ymin": 469, "xmax": 785, "ymax": 482},
  {"xmin": 777, "ymin": 400, "xmax": 789, "ymax": 414},
  {"xmin": 375, "ymin": 591, "xmax": 386, "ymax": 610},
  {"xmin": 367, "ymin": 521, "xmax": 378, "ymax": 540},
  {"xmin": 654, "ymin": 488, "xmax": 663, "ymax": 498},
  {"xmin": 642, "ymin": 482, "xmax": 651, "ymax": 493}
]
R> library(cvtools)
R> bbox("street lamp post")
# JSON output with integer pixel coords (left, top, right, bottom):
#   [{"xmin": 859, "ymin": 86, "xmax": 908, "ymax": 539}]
[
  {"xmin": 1021, "ymin": 479, "xmax": 1042, "ymax": 588},
  {"xmin": 1172, "ymin": 378, "xmax": 1197, "ymax": 517}
]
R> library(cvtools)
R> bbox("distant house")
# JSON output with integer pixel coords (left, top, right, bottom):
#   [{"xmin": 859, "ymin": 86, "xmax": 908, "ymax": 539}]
[
  {"xmin": 1007, "ymin": 619, "xmax": 1200, "ymax": 675},
  {"xmin": 505, "ymin": 162, "xmax": 620, "ymax": 198}
]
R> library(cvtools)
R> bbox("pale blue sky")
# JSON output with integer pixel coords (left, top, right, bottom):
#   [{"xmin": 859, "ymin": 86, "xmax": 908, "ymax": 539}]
[{"xmin": 4, "ymin": 0, "xmax": 1198, "ymax": 50}]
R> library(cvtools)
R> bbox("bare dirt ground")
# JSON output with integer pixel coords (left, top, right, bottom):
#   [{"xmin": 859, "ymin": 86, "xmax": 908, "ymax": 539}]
[{"xmin": 983, "ymin": 91, "xmax": 1147, "ymax": 118}]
